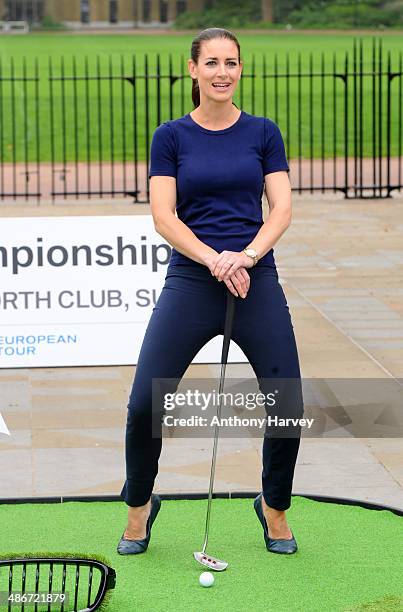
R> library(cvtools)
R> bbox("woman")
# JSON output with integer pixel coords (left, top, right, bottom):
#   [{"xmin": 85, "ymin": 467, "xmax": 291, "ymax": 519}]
[{"xmin": 118, "ymin": 27, "xmax": 303, "ymax": 556}]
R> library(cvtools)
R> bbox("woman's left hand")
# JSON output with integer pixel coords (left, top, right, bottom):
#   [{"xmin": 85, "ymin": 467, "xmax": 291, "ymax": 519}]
[{"xmin": 212, "ymin": 250, "xmax": 254, "ymax": 281}]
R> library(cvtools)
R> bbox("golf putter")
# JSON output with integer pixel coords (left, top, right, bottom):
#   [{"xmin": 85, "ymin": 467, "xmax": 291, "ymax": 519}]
[{"xmin": 194, "ymin": 288, "xmax": 236, "ymax": 572}]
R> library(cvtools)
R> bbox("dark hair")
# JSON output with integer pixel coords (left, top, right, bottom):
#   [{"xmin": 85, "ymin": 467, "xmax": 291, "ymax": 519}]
[{"xmin": 190, "ymin": 28, "xmax": 241, "ymax": 109}]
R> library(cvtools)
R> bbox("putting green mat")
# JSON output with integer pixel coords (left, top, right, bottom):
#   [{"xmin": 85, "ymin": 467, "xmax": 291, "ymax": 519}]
[{"xmin": 0, "ymin": 496, "xmax": 401, "ymax": 612}]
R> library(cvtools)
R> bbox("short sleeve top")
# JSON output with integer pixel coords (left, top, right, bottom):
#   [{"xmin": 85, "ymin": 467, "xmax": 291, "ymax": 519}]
[{"xmin": 148, "ymin": 110, "xmax": 289, "ymax": 267}]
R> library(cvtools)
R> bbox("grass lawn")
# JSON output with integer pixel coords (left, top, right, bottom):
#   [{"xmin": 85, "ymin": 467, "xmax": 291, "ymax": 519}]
[{"xmin": 0, "ymin": 33, "xmax": 402, "ymax": 163}]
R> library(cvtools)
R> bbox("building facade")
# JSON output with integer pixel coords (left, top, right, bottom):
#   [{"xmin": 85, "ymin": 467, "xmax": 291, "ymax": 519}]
[{"xmin": 1, "ymin": 0, "xmax": 205, "ymax": 26}]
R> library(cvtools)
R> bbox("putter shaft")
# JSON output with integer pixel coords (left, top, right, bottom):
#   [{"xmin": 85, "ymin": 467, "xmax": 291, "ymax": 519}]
[{"xmin": 200, "ymin": 290, "xmax": 235, "ymax": 555}]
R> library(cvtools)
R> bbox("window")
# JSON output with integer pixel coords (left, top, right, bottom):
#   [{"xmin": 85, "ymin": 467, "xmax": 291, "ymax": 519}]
[
  {"xmin": 110, "ymin": 0, "xmax": 118, "ymax": 23},
  {"xmin": 159, "ymin": 0, "xmax": 168, "ymax": 22},
  {"xmin": 142, "ymin": 0, "xmax": 151, "ymax": 21},
  {"xmin": 176, "ymin": 0, "xmax": 186, "ymax": 16},
  {"xmin": 81, "ymin": 0, "xmax": 90, "ymax": 23},
  {"xmin": 5, "ymin": 0, "xmax": 44, "ymax": 22}
]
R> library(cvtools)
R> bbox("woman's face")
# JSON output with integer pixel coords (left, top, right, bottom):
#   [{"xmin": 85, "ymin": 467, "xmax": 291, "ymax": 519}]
[{"xmin": 188, "ymin": 38, "xmax": 243, "ymax": 103}]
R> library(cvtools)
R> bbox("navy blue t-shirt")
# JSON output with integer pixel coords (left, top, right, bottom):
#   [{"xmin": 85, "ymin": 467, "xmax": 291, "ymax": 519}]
[{"xmin": 148, "ymin": 110, "xmax": 289, "ymax": 267}]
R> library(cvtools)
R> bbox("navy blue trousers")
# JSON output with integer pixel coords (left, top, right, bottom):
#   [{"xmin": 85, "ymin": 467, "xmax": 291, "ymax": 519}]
[{"xmin": 120, "ymin": 262, "xmax": 303, "ymax": 511}]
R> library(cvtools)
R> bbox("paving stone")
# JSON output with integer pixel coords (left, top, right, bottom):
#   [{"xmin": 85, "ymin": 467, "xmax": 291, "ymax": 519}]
[{"xmin": 0, "ymin": 195, "xmax": 402, "ymax": 509}]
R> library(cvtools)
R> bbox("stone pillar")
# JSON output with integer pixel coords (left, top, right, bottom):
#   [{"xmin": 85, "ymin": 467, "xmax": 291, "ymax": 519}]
[
  {"xmin": 150, "ymin": 0, "xmax": 159, "ymax": 22},
  {"xmin": 136, "ymin": 0, "xmax": 143, "ymax": 22},
  {"xmin": 120, "ymin": 0, "xmax": 134, "ymax": 21},
  {"xmin": 90, "ymin": 0, "xmax": 109, "ymax": 21},
  {"xmin": 65, "ymin": 0, "xmax": 81, "ymax": 21},
  {"xmin": 0, "ymin": 0, "xmax": 6, "ymax": 21},
  {"xmin": 44, "ymin": 0, "xmax": 62, "ymax": 21},
  {"xmin": 167, "ymin": 0, "xmax": 176, "ymax": 21},
  {"xmin": 45, "ymin": 0, "xmax": 81, "ymax": 21}
]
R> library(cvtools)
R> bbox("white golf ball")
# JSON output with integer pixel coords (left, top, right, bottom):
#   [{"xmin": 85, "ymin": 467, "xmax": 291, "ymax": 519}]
[{"xmin": 199, "ymin": 571, "xmax": 215, "ymax": 587}]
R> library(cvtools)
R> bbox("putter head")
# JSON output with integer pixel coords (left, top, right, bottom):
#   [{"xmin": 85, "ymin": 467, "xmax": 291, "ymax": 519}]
[{"xmin": 193, "ymin": 551, "xmax": 228, "ymax": 571}]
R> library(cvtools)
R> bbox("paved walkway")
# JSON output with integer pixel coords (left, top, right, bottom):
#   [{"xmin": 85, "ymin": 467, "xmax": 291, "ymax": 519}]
[
  {"xmin": 2, "ymin": 157, "xmax": 402, "ymax": 202},
  {"xmin": 1, "ymin": 193, "xmax": 402, "ymax": 509}
]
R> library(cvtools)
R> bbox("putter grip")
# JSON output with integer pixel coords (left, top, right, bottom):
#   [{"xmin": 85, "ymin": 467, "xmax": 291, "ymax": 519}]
[{"xmin": 221, "ymin": 290, "xmax": 236, "ymax": 365}]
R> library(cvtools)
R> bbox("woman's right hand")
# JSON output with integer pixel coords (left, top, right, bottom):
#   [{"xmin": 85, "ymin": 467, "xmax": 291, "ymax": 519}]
[{"xmin": 224, "ymin": 267, "xmax": 250, "ymax": 299}]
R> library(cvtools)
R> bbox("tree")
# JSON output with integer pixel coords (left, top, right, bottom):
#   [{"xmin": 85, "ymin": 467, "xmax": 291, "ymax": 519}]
[{"xmin": 261, "ymin": 0, "xmax": 273, "ymax": 22}]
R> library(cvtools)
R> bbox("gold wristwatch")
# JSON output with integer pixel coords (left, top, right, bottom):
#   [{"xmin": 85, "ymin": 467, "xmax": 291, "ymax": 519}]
[{"xmin": 243, "ymin": 248, "xmax": 258, "ymax": 266}]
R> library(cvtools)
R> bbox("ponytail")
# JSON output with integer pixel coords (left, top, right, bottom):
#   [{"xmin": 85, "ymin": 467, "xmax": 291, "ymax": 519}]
[{"xmin": 191, "ymin": 78, "xmax": 200, "ymax": 108}]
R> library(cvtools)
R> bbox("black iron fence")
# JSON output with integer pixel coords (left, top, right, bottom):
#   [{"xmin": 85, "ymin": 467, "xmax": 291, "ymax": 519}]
[{"xmin": 0, "ymin": 37, "xmax": 402, "ymax": 203}]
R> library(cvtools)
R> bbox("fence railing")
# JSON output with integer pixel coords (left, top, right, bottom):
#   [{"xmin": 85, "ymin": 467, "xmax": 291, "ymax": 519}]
[{"xmin": 0, "ymin": 37, "xmax": 402, "ymax": 202}]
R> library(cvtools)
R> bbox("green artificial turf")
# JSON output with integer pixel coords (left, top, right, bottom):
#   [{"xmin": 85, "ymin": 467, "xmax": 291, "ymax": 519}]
[
  {"xmin": 0, "ymin": 496, "xmax": 401, "ymax": 612},
  {"xmin": 0, "ymin": 33, "xmax": 402, "ymax": 163}
]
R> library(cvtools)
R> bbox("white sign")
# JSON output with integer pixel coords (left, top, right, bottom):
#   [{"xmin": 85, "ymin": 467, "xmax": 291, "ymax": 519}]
[
  {"xmin": 0, "ymin": 216, "xmax": 246, "ymax": 368},
  {"xmin": 0, "ymin": 411, "xmax": 10, "ymax": 435}
]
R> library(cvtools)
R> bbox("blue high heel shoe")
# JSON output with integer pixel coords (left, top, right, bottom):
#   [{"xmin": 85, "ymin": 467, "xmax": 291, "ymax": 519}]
[
  {"xmin": 253, "ymin": 493, "xmax": 298, "ymax": 554},
  {"xmin": 117, "ymin": 493, "xmax": 161, "ymax": 555}
]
